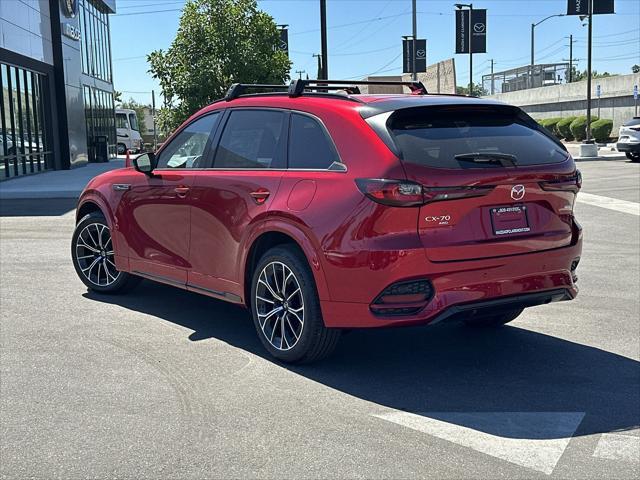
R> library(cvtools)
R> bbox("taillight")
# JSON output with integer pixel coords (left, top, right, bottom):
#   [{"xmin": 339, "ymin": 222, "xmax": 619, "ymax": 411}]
[
  {"xmin": 355, "ymin": 179, "xmax": 424, "ymax": 207},
  {"xmin": 355, "ymin": 179, "xmax": 493, "ymax": 207},
  {"xmin": 540, "ymin": 170, "xmax": 582, "ymax": 193}
]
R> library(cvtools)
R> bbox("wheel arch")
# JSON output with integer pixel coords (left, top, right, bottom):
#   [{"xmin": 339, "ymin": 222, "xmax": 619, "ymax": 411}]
[{"xmin": 242, "ymin": 224, "xmax": 330, "ymax": 308}]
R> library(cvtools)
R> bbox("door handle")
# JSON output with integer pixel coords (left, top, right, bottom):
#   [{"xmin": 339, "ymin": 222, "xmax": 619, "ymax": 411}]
[
  {"xmin": 249, "ymin": 189, "xmax": 270, "ymax": 205},
  {"xmin": 175, "ymin": 186, "xmax": 190, "ymax": 198}
]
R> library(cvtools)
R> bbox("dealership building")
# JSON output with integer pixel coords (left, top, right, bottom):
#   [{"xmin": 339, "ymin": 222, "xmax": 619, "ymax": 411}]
[{"xmin": 0, "ymin": 0, "xmax": 117, "ymax": 181}]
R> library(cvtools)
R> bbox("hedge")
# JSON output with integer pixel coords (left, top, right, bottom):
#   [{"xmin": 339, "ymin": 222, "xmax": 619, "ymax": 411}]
[
  {"xmin": 591, "ymin": 119, "xmax": 613, "ymax": 143},
  {"xmin": 539, "ymin": 118, "xmax": 563, "ymax": 137},
  {"xmin": 556, "ymin": 116, "xmax": 577, "ymax": 140},
  {"xmin": 570, "ymin": 115, "xmax": 599, "ymax": 142}
]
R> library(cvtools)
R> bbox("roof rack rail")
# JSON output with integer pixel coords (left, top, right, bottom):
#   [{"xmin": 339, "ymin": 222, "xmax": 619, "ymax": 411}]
[
  {"xmin": 288, "ymin": 79, "xmax": 428, "ymax": 97},
  {"xmin": 225, "ymin": 83, "xmax": 288, "ymax": 101}
]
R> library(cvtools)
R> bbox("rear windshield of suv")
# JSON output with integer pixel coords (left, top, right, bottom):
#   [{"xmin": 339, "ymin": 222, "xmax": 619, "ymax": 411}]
[{"xmin": 388, "ymin": 106, "xmax": 568, "ymax": 168}]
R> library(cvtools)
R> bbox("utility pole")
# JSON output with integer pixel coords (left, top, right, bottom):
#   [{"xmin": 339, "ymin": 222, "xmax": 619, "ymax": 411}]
[
  {"xmin": 295, "ymin": 70, "xmax": 306, "ymax": 79},
  {"xmin": 490, "ymin": 59, "xmax": 495, "ymax": 95},
  {"xmin": 568, "ymin": 34, "xmax": 573, "ymax": 82},
  {"xmin": 320, "ymin": 0, "xmax": 328, "ymax": 79},
  {"xmin": 313, "ymin": 54, "xmax": 323, "ymax": 80},
  {"xmin": 586, "ymin": 0, "xmax": 593, "ymax": 143},
  {"xmin": 412, "ymin": 0, "xmax": 417, "ymax": 80}
]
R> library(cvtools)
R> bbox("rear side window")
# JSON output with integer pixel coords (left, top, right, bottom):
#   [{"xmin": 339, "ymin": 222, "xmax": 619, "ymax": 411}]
[
  {"xmin": 388, "ymin": 107, "xmax": 568, "ymax": 168},
  {"xmin": 288, "ymin": 113, "xmax": 339, "ymax": 169},
  {"xmin": 214, "ymin": 110, "xmax": 286, "ymax": 169}
]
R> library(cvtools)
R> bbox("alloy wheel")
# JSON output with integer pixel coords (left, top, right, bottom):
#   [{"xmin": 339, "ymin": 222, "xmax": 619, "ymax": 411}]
[
  {"xmin": 255, "ymin": 261, "xmax": 304, "ymax": 351},
  {"xmin": 74, "ymin": 223, "xmax": 120, "ymax": 287}
]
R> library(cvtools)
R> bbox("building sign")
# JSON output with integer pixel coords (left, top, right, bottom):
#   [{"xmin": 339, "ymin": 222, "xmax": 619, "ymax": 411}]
[
  {"xmin": 278, "ymin": 28, "xmax": 289, "ymax": 55},
  {"xmin": 455, "ymin": 9, "xmax": 487, "ymax": 54},
  {"xmin": 567, "ymin": 0, "xmax": 614, "ymax": 15},
  {"xmin": 60, "ymin": 0, "xmax": 78, "ymax": 18},
  {"xmin": 402, "ymin": 38, "xmax": 427, "ymax": 74},
  {"xmin": 62, "ymin": 22, "xmax": 81, "ymax": 41}
]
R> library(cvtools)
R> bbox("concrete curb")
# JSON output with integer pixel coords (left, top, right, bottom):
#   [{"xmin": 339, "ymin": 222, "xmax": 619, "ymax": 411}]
[{"xmin": 573, "ymin": 154, "xmax": 628, "ymax": 162}]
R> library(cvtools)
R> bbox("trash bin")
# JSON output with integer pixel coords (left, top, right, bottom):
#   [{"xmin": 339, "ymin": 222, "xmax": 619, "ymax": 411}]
[{"xmin": 94, "ymin": 135, "xmax": 108, "ymax": 163}]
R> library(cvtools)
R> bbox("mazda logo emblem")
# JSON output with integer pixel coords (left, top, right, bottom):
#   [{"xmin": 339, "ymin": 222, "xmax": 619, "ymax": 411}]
[
  {"xmin": 474, "ymin": 23, "xmax": 486, "ymax": 33},
  {"xmin": 60, "ymin": 0, "xmax": 78, "ymax": 18},
  {"xmin": 511, "ymin": 185, "xmax": 525, "ymax": 201}
]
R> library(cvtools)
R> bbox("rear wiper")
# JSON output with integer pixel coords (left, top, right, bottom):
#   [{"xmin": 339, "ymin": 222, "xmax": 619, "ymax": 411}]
[{"xmin": 454, "ymin": 152, "xmax": 517, "ymax": 167}]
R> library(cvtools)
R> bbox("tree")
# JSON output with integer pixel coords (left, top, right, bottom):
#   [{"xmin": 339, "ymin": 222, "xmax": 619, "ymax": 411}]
[
  {"xmin": 632, "ymin": 64, "xmax": 640, "ymax": 74},
  {"xmin": 113, "ymin": 90, "xmax": 122, "ymax": 103},
  {"xmin": 120, "ymin": 98, "xmax": 147, "ymax": 134},
  {"xmin": 567, "ymin": 67, "xmax": 617, "ymax": 83},
  {"xmin": 148, "ymin": 0, "xmax": 291, "ymax": 133},
  {"xmin": 456, "ymin": 83, "xmax": 489, "ymax": 96}
]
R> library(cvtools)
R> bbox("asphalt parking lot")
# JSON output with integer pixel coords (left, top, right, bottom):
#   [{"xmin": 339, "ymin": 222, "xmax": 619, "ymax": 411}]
[{"xmin": 1, "ymin": 160, "xmax": 639, "ymax": 479}]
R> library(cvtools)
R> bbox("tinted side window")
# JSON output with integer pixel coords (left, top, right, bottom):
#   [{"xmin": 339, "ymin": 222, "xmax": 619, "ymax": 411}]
[
  {"xmin": 156, "ymin": 113, "xmax": 220, "ymax": 169},
  {"xmin": 213, "ymin": 110, "xmax": 285, "ymax": 169},
  {"xmin": 288, "ymin": 113, "xmax": 339, "ymax": 169}
]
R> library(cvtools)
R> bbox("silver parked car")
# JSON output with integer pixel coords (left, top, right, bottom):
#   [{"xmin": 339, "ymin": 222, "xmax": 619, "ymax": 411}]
[{"xmin": 617, "ymin": 117, "xmax": 640, "ymax": 162}]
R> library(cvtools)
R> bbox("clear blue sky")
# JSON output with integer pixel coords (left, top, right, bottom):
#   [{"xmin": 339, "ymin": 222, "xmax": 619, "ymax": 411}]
[{"xmin": 110, "ymin": 0, "xmax": 640, "ymax": 105}]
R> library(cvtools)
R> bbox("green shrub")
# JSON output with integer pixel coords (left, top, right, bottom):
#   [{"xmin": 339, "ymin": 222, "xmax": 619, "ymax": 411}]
[
  {"xmin": 556, "ymin": 116, "xmax": 577, "ymax": 140},
  {"xmin": 570, "ymin": 115, "xmax": 599, "ymax": 141},
  {"xmin": 591, "ymin": 119, "xmax": 613, "ymax": 143},
  {"xmin": 539, "ymin": 118, "xmax": 563, "ymax": 137}
]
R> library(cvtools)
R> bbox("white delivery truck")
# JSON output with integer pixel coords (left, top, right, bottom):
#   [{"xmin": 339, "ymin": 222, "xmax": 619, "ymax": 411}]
[{"xmin": 116, "ymin": 108, "xmax": 143, "ymax": 154}]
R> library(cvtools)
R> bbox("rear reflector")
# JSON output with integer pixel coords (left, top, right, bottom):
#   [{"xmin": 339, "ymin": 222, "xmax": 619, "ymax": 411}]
[{"xmin": 356, "ymin": 179, "xmax": 493, "ymax": 207}]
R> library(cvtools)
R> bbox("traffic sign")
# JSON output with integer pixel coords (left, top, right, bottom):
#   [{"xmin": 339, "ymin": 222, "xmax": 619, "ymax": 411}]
[
  {"xmin": 596, "ymin": 84, "xmax": 601, "ymax": 98},
  {"xmin": 634, "ymin": 85, "xmax": 638, "ymax": 100}
]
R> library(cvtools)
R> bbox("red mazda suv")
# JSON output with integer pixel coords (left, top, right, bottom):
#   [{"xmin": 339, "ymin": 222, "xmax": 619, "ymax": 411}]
[{"xmin": 72, "ymin": 79, "xmax": 582, "ymax": 363}]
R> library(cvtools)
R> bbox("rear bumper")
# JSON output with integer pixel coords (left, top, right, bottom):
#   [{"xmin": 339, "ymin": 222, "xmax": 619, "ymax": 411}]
[
  {"xmin": 616, "ymin": 142, "xmax": 640, "ymax": 153},
  {"xmin": 320, "ymin": 230, "xmax": 582, "ymax": 328}
]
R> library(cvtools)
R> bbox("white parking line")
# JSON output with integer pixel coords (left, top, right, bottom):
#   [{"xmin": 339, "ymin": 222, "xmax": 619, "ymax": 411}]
[
  {"xmin": 577, "ymin": 193, "xmax": 640, "ymax": 216},
  {"xmin": 373, "ymin": 411, "xmax": 585, "ymax": 475},
  {"xmin": 592, "ymin": 433, "xmax": 640, "ymax": 462}
]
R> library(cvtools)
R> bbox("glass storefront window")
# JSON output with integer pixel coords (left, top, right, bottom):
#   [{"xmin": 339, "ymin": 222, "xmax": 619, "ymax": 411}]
[
  {"xmin": 79, "ymin": 0, "xmax": 112, "ymax": 83},
  {"xmin": 84, "ymin": 86, "xmax": 116, "ymax": 161},
  {"xmin": 0, "ymin": 63, "xmax": 51, "ymax": 180}
]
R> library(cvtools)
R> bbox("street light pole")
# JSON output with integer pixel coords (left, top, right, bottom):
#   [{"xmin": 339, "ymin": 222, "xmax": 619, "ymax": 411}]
[
  {"xmin": 586, "ymin": 0, "xmax": 593, "ymax": 143},
  {"xmin": 530, "ymin": 14, "xmax": 565, "ymax": 88},
  {"xmin": 412, "ymin": 0, "xmax": 417, "ymax": 81},
  {"xmin": 320, "ymin": 0, "xmax": 328, "ymax": 79}
]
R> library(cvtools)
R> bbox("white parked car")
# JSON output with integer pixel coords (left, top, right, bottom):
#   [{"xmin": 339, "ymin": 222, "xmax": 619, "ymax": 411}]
[
  {"xmin": 617, "ymin": 117, "xmax": 640, "ymax": 162},
  {"xmin": 116, "ymin": 108, "xmax": 143, "ymax": 155}
]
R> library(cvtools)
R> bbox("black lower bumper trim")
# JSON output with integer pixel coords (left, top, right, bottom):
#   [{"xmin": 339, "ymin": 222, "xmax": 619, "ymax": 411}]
[{"xmin": 429, "ymin": 288, "xmax": 574, "ymax": 325}]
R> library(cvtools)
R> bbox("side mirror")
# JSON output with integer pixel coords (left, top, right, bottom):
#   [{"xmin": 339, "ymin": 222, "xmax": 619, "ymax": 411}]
[{"xmin": 133, "ymin": 152, "xmax": 155, "ymax": 175}]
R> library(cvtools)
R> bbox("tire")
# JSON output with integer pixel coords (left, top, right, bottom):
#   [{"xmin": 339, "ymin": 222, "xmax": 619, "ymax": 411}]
[
  {"xmin": 250, "ymin": 246, "xmax": 340, "ymax": 363},
  {"xmin": 117, "ymin": 143, "xmax": 126, "ymax": 155},
  {"xmin": 626, "ymin": 152, "xmax": 640, "ymax": 162},
  {"xmin": 71, "ymin": 212, "xmax": 140, "ymax": 294},
  {"xmin": 463, "ymin": 308, "xmax": 524, "ymax": 327}
]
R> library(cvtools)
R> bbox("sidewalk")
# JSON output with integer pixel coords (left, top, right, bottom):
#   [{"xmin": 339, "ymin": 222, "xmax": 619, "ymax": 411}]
[
  {"xmin": 563, "ymin": 142, "xmax": 627, "ymax": 162},
  {"xmin": 0, "ymin": 160, "xmax": 125, "ymax": 200}
]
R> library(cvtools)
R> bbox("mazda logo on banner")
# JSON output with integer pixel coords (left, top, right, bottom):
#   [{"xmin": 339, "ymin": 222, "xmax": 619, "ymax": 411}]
[
  {"xmin": 278, "ymin": 28, "xmax": 289, "ymax": 55},
  {"xmin": 455, "ymin": 9, "xmax": 487, "ymax": 54},
  {"xmin": 402, "ymin": 39, "xmax": 427, "ymax": 73},
  {"xmin": 567, "ymin": 0, "xmax": 614, "ymax": 15}
]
